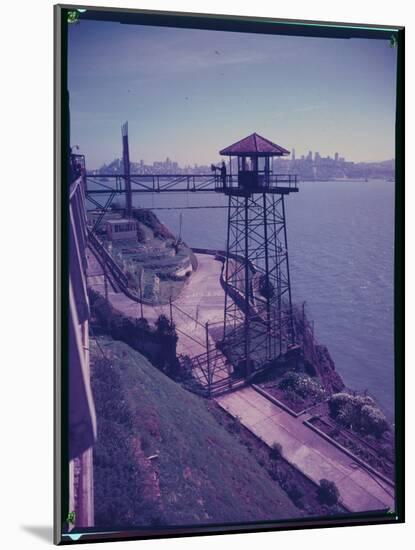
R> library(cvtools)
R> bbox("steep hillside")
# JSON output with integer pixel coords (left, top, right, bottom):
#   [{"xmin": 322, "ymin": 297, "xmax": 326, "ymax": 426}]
[{"xmin": 90, "ymin": 335, "xmax": 301, "ymax": 528}]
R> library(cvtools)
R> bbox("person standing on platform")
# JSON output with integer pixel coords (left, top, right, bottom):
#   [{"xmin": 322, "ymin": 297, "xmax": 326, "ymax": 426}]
[{"xmin": 221, "ymin": 160, "xmax": 227, "ymax": 189}]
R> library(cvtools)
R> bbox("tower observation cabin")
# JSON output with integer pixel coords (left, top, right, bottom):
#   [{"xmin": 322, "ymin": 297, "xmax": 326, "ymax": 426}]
[{"xmin": 215, "ymin": 132, "xmax": 298, "ymax": 195}]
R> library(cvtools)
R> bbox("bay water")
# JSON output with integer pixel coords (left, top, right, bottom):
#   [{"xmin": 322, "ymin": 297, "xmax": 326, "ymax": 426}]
[{"xmin": 132, "ymin": 180, "xmax": 395, "ymax": 419}]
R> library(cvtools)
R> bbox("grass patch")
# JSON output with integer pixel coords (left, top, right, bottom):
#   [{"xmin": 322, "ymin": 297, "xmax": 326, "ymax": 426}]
[{"xmin": 90, "ymin": 335, "xmax": 301, "ymax": 527}]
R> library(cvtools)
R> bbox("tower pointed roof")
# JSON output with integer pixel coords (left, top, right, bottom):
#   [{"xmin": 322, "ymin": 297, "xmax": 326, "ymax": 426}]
[{"xmin": 219, "ymin": 132, "xmax": 290, "ymax": 156}]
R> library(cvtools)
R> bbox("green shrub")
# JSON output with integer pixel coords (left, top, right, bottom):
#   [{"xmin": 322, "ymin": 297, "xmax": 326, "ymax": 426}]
[
  {"xmin": 177, "ymin": 355, "xmax": 193, "ymax": 380},
  {"xmin": 336, "ymin": 399, "xmax": 356, "ymax": 427},
  {"xmin": 269, "ymin": 464, "xmax": 284, "ymax": 483},
  {"xmin": 328, "ymin": 392, "xmax": 389, "ymax": 437},
  {"xmin": 89, "ymin": 290, "xmax": 113, "ymax": 329},
  {"xmin": 360, "ymin": 405, "xmax": 389, "ymax": 438},
  {"xmin": 90, "ymin": 292, "xmax": 179, "ymax": 378},
  {"xmin": 285, "ymin": 481, "xmax": 304, "ymax": 506},
  {"xmin": 317, "ymin": 479, "xmax": 340, "ymax": 505},
  {"xmin": 328, "ymin": 392, "xmax": 353, "ymax": 417},
  {"xmin": 379, "ymin": 442, "xmax": 393, "ymax": 459},
  {"xmin": 270, "ymin": 442, "xmax": 283, "ymax": 460},
  {"xmin": 156, "ymin": 314, "xmax": 176, "ymax": 336},
  {"xmin": 135, "ymin": 317, "xmax": 150, "ymax": 331},
  {"xmin": 228, "ymin": 415, "xmax": 242, "ymax": 435},
  {"xmin": 278, "ymin": 371, "xmax": 325, "ymax": 401}
]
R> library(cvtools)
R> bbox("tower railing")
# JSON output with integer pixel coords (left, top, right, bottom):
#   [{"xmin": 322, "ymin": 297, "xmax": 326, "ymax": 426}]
[{"xmin": 214, "ymin": 173, "xmax": 298, "ymax": 193}]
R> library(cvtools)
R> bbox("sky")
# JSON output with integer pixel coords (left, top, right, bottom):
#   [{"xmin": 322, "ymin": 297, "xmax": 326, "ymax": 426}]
[{"xmin": 68, "ymin": 20, "xmax": 397, "ymax": 169}]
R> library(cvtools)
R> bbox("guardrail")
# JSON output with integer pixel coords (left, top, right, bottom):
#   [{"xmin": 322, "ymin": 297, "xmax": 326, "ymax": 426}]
[
  {"xmin": 191, "ymin": 247, "xmax": 262, "ymax": 320},
  {"xmin": 88, "ymin": 230, "xmax": 129, "ymax": 289},
  {"xmin": 85, "ymin": 173, "xmax": 218, "ymax": 194},
  {"xmin": 84, "ymin": 172, "xmax": 298, "ymax": 195},
  {"xmin": 214, "ymin": 173, "xmax": 298, "ymax": 192}
]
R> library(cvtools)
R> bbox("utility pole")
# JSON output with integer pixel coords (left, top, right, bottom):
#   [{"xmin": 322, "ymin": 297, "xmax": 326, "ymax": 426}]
[{"xmin": 121, "ymin": 122, "xmax": 132, "ymax": 218}]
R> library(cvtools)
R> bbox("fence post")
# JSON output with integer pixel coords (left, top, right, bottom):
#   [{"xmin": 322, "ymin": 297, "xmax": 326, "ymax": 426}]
[
  {"xmin": 302, "ymin": 301, "xmax": 306, "ymax": 351},
  {"xmin": 273, "ymin": 306, "xmax": 277, "ymax": 360},
  {"xmin": 205, "ymin": 322, "xmax": 211, "ymax": 397},
  {"xmin": 103, "ymin": 262, "xmax": 108, "ymax": 301},
  {"xmin": 138, "ymin": 269, "xmax": 144, "ymax": 318},
  {"xmin": 169, "ymin": 296, "xmax": 173, "ymax": 325}
]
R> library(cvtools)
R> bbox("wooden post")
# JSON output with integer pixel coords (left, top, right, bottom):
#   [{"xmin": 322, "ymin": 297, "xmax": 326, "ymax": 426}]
[{"xmin": 169, "ymin": 296, "xmax": 173, "ymax": 325}]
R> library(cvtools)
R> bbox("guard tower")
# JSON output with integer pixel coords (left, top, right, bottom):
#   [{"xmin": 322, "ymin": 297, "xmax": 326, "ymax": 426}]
[{"xmin": 216, "ymin": 132, "xmax": 299, "ymax": 377}]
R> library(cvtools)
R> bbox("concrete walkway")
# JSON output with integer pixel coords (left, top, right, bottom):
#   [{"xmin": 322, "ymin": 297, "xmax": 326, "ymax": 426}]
[
  {"xmin": 87, "ymin": 249, "xmax": 226, "ymax": 360},
  {"xmin": 167, "ymin": 253, "xmax": 225, "ymax": 357},
  {"xmin": 217, "ymin": 387, "xmax": 394, "ymax": 513}
]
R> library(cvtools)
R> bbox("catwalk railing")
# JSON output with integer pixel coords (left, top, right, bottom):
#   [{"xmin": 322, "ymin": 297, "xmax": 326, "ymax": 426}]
[{"xmin": 84, "ymin": 172, "xmax": 298, "ymax": 196}]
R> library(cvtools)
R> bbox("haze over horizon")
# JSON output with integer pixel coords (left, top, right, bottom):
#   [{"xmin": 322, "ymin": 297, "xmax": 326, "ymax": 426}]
[{"xmin": 68, "ymin": 20, "xmax": 397, "ymax": 170}]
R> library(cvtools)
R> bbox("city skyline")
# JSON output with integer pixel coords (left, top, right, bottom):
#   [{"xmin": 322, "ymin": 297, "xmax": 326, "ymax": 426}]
[
  {"xmin": 95, "ymin": 148, "xmax": 394, "ymax": 171},
  {"xmin": 68, "ymin": 20, "xmax": 397, "ymax": 169}
]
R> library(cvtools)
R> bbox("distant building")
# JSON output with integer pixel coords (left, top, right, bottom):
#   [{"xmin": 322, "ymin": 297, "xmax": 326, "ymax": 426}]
[{"xmin": 93, "ymin": 149, "xmax": 393, "ymax": 182}]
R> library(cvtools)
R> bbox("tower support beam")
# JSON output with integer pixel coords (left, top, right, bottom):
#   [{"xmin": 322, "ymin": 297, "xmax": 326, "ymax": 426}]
[{"xmin": 222, "ymin": 191, "xmax": 295, "ymax": 376}]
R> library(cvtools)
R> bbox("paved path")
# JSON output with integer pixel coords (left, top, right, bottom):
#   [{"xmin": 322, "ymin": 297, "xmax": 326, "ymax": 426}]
[
  {"xmin": 217, "ymin": 387, "xmax": 394, "ymax": 513},
  {"xmin": 168, "ymin": 253, "xmax": 225, "ymax": 355},
  {"xmin": 87, "ymin": 249, "xmax": 227, "ymax": 363}
]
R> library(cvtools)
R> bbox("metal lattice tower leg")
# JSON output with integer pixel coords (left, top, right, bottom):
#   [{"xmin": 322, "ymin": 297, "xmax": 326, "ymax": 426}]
[{"xmin": 222, "ymin": 192, "xmax": 295, "ymax": 377}]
